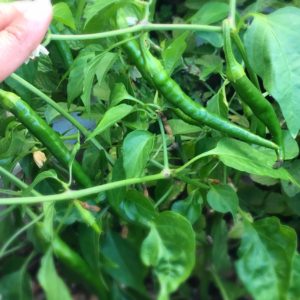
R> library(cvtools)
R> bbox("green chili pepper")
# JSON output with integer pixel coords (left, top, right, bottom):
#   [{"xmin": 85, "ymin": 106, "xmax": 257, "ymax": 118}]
[
  {"xmin": 223, "ymin": 20, "xmax": 284, "ymax": 160},
  {"xmin": 115, "ymin": 8, "xmax": 279, "ymax": 151},
  {"xmin": 35, "ymin": 223, "xmax": 108, "ymax": 299},
  {"xmin": 0, "ymin": 90, "xmax": 92, "ymax": 187},
  {"xmin": 50, "ymin": 24, "xmax": 74, "ymax": 69},
  {"xmin": 171, "ymin": 107, "xmax": 202, "ymax": 126}
]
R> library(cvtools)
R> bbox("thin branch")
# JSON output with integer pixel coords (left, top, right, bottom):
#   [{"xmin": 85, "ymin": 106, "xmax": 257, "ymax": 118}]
[{"xmin": 49, "ymin": 23, "xmax": 221, "ymax": 41}]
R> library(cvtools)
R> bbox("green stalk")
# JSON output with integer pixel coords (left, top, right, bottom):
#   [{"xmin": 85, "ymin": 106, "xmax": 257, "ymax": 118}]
[
  {"xmin": 229, "ymin": 0, "xmax": 237, "ymax": 27},
  {"xmin": 158, "ymin": 116, "xmax": 170, "ymax": 172},
  {"xmin": 0, "ymin": 173, "xmax": 167, "ymax": 205},
  {"xmin": 49, "ymin": 23, "xmax": 221, "ymax": 41}
]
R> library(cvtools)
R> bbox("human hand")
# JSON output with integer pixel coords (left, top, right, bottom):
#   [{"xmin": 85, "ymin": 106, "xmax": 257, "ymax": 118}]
[{"xmin": 0, "ymin": 0, "xmax": 52, "ymax": 82}]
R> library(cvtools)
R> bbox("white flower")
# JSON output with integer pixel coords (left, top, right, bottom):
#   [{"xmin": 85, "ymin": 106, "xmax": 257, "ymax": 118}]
[{"xmin": 25, "ymin": 44, "xmax": 49, "ymax": 63}]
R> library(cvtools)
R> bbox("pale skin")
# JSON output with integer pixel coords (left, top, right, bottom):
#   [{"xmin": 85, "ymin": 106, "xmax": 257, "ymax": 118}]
[{"xmin": 0, "ymin": 0, "xmax": 52, "ymax": 82}]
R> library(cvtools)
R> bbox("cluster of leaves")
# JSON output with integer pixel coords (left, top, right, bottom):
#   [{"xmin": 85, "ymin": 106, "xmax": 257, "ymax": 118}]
[{"xmin": 1, "ymin": 0, "xmax": 300, "ymax": 299}]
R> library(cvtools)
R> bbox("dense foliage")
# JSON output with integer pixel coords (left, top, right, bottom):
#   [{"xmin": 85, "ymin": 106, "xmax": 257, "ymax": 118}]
[{"xmin": 1, "ymin": 0, "xmax": 300, "ymax": 299}]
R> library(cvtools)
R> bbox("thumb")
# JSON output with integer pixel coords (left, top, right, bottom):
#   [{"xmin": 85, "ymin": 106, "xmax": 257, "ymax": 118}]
[{"xmin": 0, "ymin": 0, "xmax": 52, "ymax": 82}]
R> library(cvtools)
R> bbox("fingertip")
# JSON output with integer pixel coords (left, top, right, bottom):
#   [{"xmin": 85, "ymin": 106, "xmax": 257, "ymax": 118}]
[
  {"xmin": 23, "ymin": 0, "xmax": 53, "ymax": 25},
  {"xmin": 0, "ymin": 0, "xmax": 53, "ymax": 81}
]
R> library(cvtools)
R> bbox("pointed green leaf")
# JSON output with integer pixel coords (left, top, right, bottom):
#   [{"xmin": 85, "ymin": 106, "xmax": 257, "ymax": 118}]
[
  {"xmin": 162, "ymin": 32, "xmax": 189, "ymax": 75},
  {"xmin": 141, "ymin": 211, "xmax": 195, "ymax": 300},
  {"xmin": 38, "ymin": 250, "xmax": 72, "ymax": 300},
  {"xmin": 0, "ymin": 260, "xmax": 32, "ymax": 300},
  {"xmin": 102, "ymin": 231, "xmax": 147, "ymax": 293},
  {"xmin": 208, "ymin": 138, "xmax": 294, "ymax": 183},
  {"xmin": 122, "ymin": 130, "xmax": 154, "ymax": 178},
  {"xmin": 121, "ymin": 190, "xmax": 158, "ymax": 226},
  {"xmin": 288, "ymin": 254, "xmax": 300, "ymax": 300},
  {"xmin": 207, "ymin": 184, "xmax": 239, "ymax": 220},
  {"xmin": 81, "ymin": 52, "xmax": 117, "ymax": 112},
  {"xmin": 189, "ymin": 2, "xmax": 229, "ymax": 25},
  {"xmin": 53, "ymin": 3, "xmax": 76, "ymax": 29},
  {"xmin": 236, "ymin": 217, "xmax": 297, "ymax": 300},
  {"xmin": 88, "ymin": 104, "xmax": 133, "ymax": 139}
]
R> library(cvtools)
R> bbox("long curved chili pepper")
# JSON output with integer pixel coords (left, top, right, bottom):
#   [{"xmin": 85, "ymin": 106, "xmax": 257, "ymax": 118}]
[
  {"xmin": 0, "ymin": 90, "xmax": 92, "ymax": 187},
  {"xmin": 222, "ymin": 20, "xmax": 284, "ymax": 160},
  {"xmin": 115, "ymin": 8, "xmax": 279, "ymax": 152}
]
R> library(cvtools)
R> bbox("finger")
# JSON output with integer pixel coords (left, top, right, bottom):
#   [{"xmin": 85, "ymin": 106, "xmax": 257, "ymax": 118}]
[
  {"xmin": 0, "ymin": 0, "xmax": 52, "ymax": 82},
  {"xmin": 0, "ymin": 4, "xmax": 20, "ymax": 30}
]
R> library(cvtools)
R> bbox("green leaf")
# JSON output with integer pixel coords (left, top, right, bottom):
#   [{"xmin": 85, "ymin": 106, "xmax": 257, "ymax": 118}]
[
  {"xmin": 110, "ymin": 83, "xmax": 137, "ymax": 107},
  {"xmin": 122, "ymin": 130, "xmax": 154, "ymax": 178},
  {"xmin": 141, "ymin": 211, "xmax": 195, "ymax": 300},
  {"xmin": 236, "ymin": 217, "xmax": 297, "ymax": 300},
  {"xmin": 0, "ymin": 260, "xmax": 32, "ymax": 300},
  {"xmin": 82, "ymin": 145, "xmax": 106, "ymax": 179},
  {"xmin": 84, "ymin": 0, "xmax": 117, "ymax": 26},
  {"xmin": 88, "ymin": 104, "xmax": 133, "ymax": 139},
  {"xmin": 263, "ymin": 192, "xmax": 287, "ymax": 214},
  {"xmin": 196, "ymin": 31, "xmax": 223, "ymax": 48},
  {"xmin": 250, "ymin": 174, "xmax": 279, "ymax": 186},
  {"xmin": 207, "ymin": 138, "xmax": 294, "ymax": 183},
  {"xmin": 171, "ymin": 190, "xmax": 203, "ymax": 224},
  {"xmin": 38, "ymin": 250, "xmax": 72, "ymax": 300},
  {"xmin": 288, "ymin": 254, "xmax": 300, "ymax": 300},
  {"xmin": 207, "ymin": 184, "xmax": 239, "ymax": 221},
  {"xmin": 197, "ymin": 54, "xmax": 223, "ymax": 81},
  {"xmin": 74, "ymin": 200, "xmax": 101, "ymax": 234},
  {"xmin": 121, "ymin": 190, "xmax": 158, "ymax": 226},
  {"xmin": 78, "ymin": 225, "xmax": 101, "ymax": 272},
  {"xmin": 211, "ymin": 217, "xmax": 231, "ymax": 273},
  {"xmin": 162, "ymin": 32, "xmax": 189, "ymax": 75},
  {"xmin": 53, "ymin": 3, "xmax": 76, "ymax": 29},
  {"xmin": 23, "ymin": 170, "xmax": 59, "ymax": 195},
  {"xmin": 282, "ymin": 160, "xmax": 300, "ymax": 197},
  {"xmin": 282, "ymin": 130, "xmax": 299, "ymax": 160},
  {"xmin": 67, "ymin": 48, "xmax": 97, "ymax": 104},
  {"xmin": 188, "ymin": 1, "xmax": 228, "ymax": 48},
  {"xmin": 244, "ymin": 7, "xmax": 300, "ymax": 136},
  {"xmin": 189, "ymin": 2, "xmax": 229, "ymax": 25},
  {"xmin": 102, "ymin": 231, "xmax": 147, "ymax": 293},
  {"xmin": 168, "ymin": 119, "xmax": 202, "ymax": 135},
  {"xmin": 206, "ymin": 86, "xmax": 228, "ymax": 118},
  {"xmin": 107, "ymin": 157, "xmax": 126, "ymax": 214},
  {"xmin": 81, "ymin": 52, "xmax": 117, "ymax": 112}
]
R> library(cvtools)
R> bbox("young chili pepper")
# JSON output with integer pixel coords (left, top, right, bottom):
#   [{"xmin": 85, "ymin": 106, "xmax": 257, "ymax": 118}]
[
  {"xmin": 50, "ymin": 24, "xmax": 74, "ymax": 69},
  {"xmin": 0, "ymin": 90, "xmax": 92, "ymax": 188},
  {"xmin": 115, "ymin": 7, "xmax": 280, "ymax": 153},
  {"xmin": 223, "ymin": 20, "xmax": 284, "ymax": 161}
]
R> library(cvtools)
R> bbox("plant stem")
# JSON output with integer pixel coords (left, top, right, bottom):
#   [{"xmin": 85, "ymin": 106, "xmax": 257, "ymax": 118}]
[
  {"xmin": 0, "ymin": 213, "xmax": 44, "ymax": 258},
  {"xmin": 175, "ymin": 174, "xmax": 210, "ymax": 190},
  {"xmin": 0, "ymin": 205, "xmax": 16, "ymax": 218},
  {"xmin": 49, "ymin": 23, "xmax": 221, "ymax": 41},
  {"xmin": 0, "ymin": 243, "xmax": 26, "ymax": 260},
  {"xmin": 154, "ymin": 185, "xmax": 173, "ymax": 208},
  {"xmin": 176, "ymin": 151, "xmax": 212, "ymax": 174},
  {"xmin": 0, "ymin": 149, "xmax": 215, "ymax": 205},
  {"xmin": 229, "ymin": 0, "xmax": 237, "ymax": 28},
  {"xmin": 0, "ymin": 173, "xmax": 167, "ymax": 205},
  {"xmin": 75, "ymin": 0, "xmax": 86, "ymax": 25},
  {"xmin": 9, "ymin": 73, "xmax": 114, "ymax": 165},
  {"xmin": 210, "ymin": 267, "xmax": 230, "ymax": 300},
  {"xmin": 0, "ymin": 166, "xmax": 39, "ymax": 196},
  {"xmin": 158, "ymin": 116, "xmax": 170, "ymax": 171}
]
